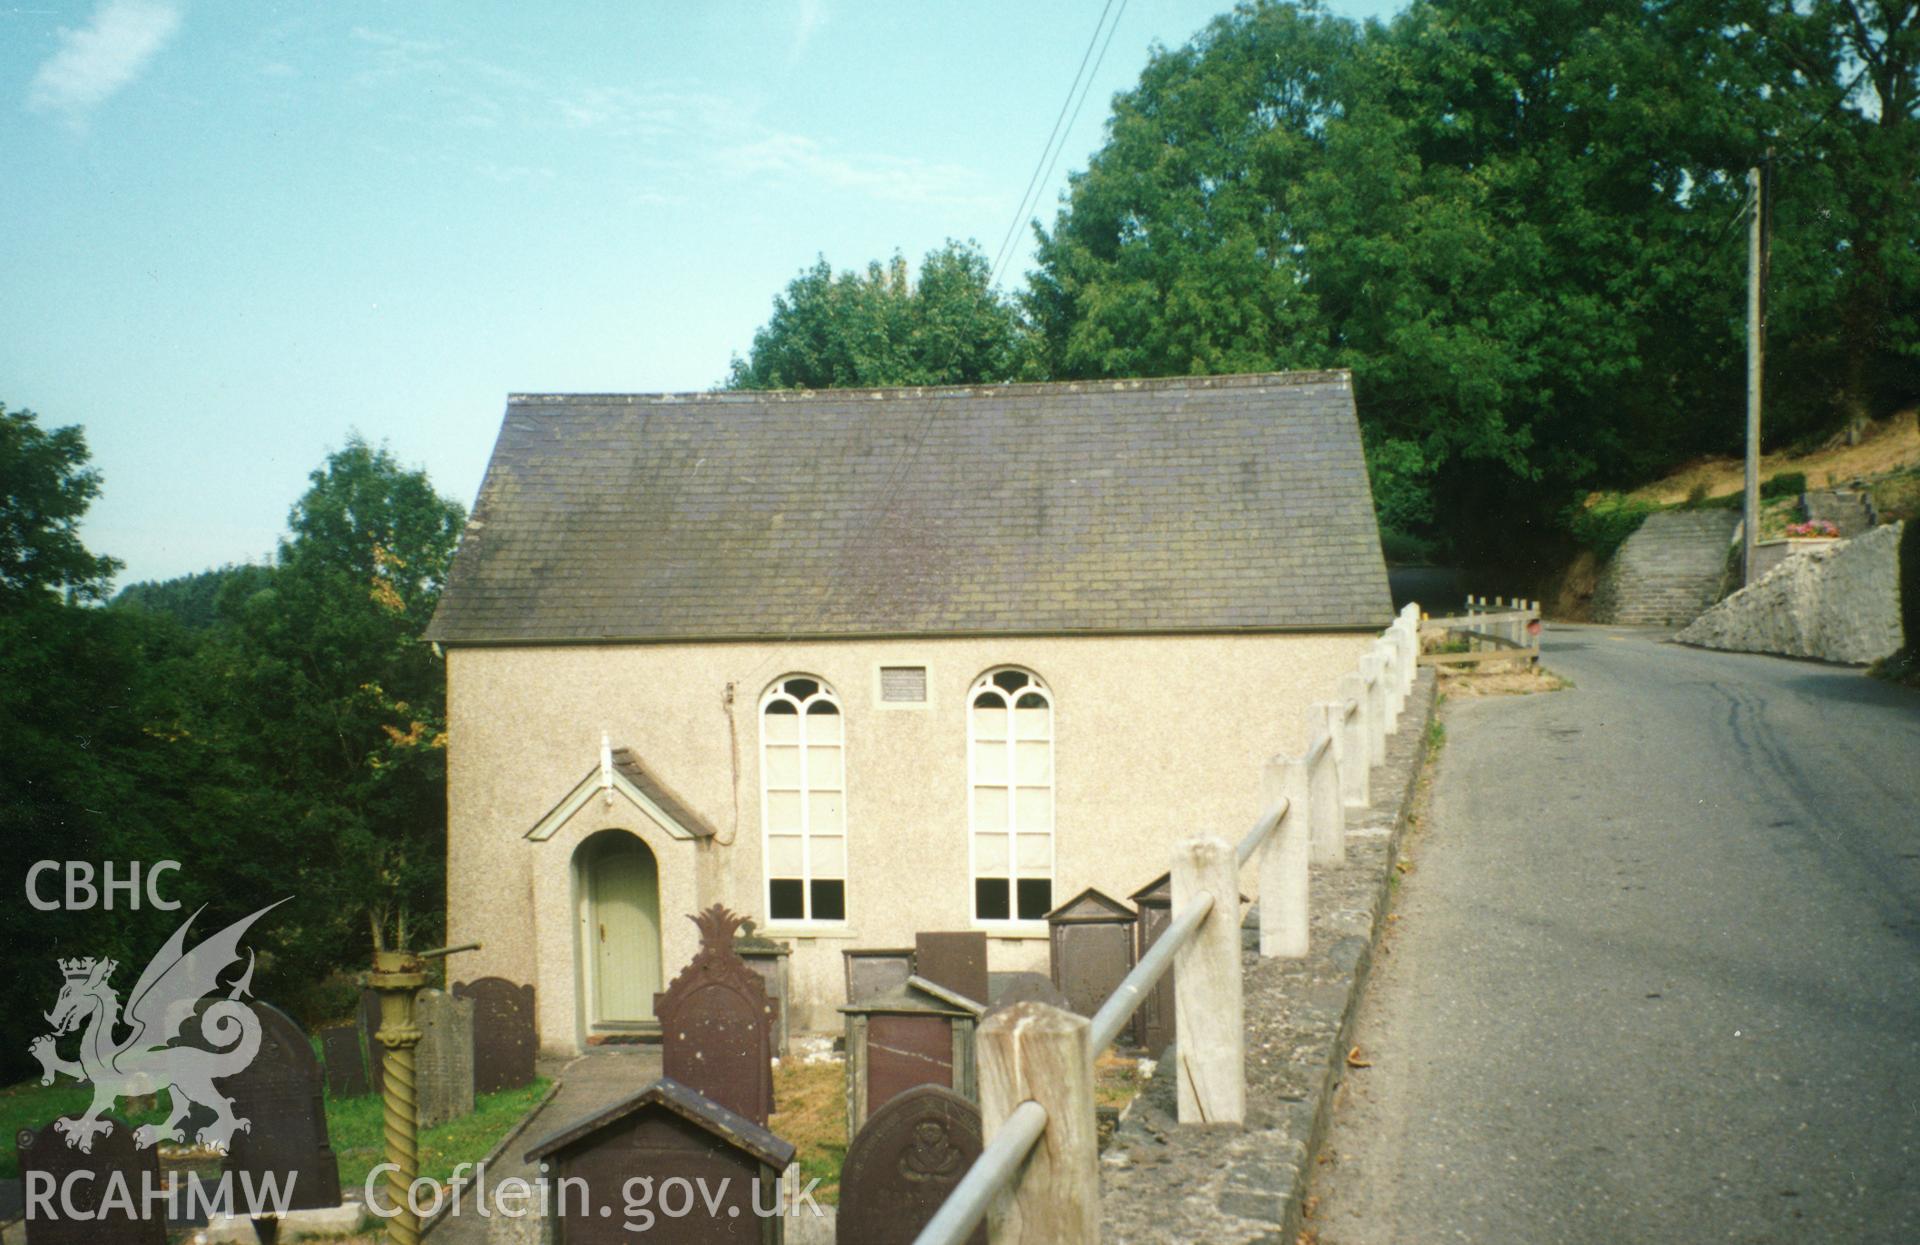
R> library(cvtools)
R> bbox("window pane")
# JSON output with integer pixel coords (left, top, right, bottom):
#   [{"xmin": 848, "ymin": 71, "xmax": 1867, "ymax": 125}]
[
  {"xmin": 1016, "ymin": 878, "xmax": 1053, "ymax": 920},
  {"xmin": 808, "ymin": 791, "xmax": 844, "ymax": 834},
  {"xmin": 971, "ymin": 703, "xmax": 1007, "ymax": 739},
  {"xmin": 766, "ymin": 790, "xmax": 802, "ymax": 833},
  {"xmin": 971, "ymin": 785, "xmax": 1007, "ymax": 831},
  {"xmin": 973, "ymin": 831, "xmax": 1008, "ymax": 873},
  {"xmin": 806, "ymin": 698, "xmax": 840, "ymax": 716},
  {"xmin": 1014, "ymin": 740, "xmax": 1049, "ymax": 784},
  {"xmin": 804, "ymin": 711, "xmax": 842, "ymax": 744},
  {"xmin": 992, "ymin": 671, "xmax": 1027, "ymax": 693},
  {"xmin": 1014, "ymin": 786, "xmax": 1052, "ymax": 833},
  {"xmin": 975, "ymin": 877, "xmax": 1011, "ymax": 921},
  {"xmin": 769, "ymin": 879, "xmax": 805, "ymax": 920},
  {"xmin": 1016, "ymin": 832, "xmax": 1050, "ymax": 870},
  {"xmin": 812, "ymin": 834, "xmax": 845, "ymax": 875},
  {"xmin": 973, "ymin": 739, "xmax": 1008, "ymax": 784},
  {"xmin": 810, "ymin": 879, "xmax": 846, "ymax": 921},
  {"xmin": 768, "ymin": 834, "xmax": 804, "ymax": 874},
  {"xmin": 808, "ymin": 744, "xmax": 844, "ymax": 788},
  {"xmin": 785, "ymin": 678, "xmax": 819, "ymax": 700},
  {"xmin": 764, "ymin": 744, "xmax": 801, "ymax": 788},
  {"xmin": 1014, "ymin": 705, "xmax": 1050, "ymax": 740},
  {"xmin": 763, "ymin": 711, "xmax": 799, "ymax": 743},
  {"xmin": 765, "ymin": 699, "xmax": 799, "ymax": 715}
]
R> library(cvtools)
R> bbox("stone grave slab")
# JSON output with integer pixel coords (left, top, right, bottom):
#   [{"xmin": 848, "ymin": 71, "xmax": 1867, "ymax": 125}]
[
  {"xmin": 735, "ymin": 923, "xmax": 792, "ymax": 1058},
  {"xmin": 222, "ymin": 1001, "xmax": 344, "ymax": 1211},
  {"xmin": 841, "ymin": 976, "xmax": 983, "ymax": 1137},
  {"xmin": 842, "ymin": 947, "xmax": 913, "ymax": 1005},
  {"xmin": 453, "ymin": 977, "xmax": 536, "ymax": 1094},
  {"xmin": 14, "ymin": 1116, "xmax": 167, "ymax": 1245},
  {"xmin": 655, "ymin": 906, "xmax": 776, "ymax": 1127},
  {"xmin": 415, "ymin": 988, "xmax": 477, "ymax": 1128},
  {"xmin": 837, "ymin": 1085, "xmax": 985, "ymax": 1245},
  {"xmin": 359, "ymin": 988, "xmax": 387, "ymax": 1094},
  {"xmin": 1130, "ymin": 873, "xmax": 1175, "ymax": 1055},
  {"xmin": 912, "ymin": 932, "xmax": 987, "ymax": 1007},
  {"xmin": 1046, "ymin": 888, "xmax": 1136, "ymax": 1019},
  {"xmin": 319, "ymin": 1022, "xmax": 369, "ymax": 1098}
]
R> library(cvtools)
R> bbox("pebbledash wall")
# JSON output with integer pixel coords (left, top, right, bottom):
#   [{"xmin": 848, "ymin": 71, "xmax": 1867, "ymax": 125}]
[{"xmin": 444, "ymin": 630, "xmax": 1372, "ymax": 1051}]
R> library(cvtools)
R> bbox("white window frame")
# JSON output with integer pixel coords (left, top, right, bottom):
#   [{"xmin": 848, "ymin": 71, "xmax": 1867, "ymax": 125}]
[
  {"xmin": 966, "ymin": 666, "xmax": 1055, "ymax": 931},
  {"xmin": 758, "ymin": 675, "xmax": 849, "ymax": 928}
]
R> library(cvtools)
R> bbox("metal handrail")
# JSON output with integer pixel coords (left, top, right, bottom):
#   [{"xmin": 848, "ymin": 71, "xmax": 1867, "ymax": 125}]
[
  {"xmin": 912, "ymin": 1099, "xmax": 1049, "ymax": 1245},
  {"xmin": 1305, "ymin": 730, "xmax": 1331, "ymax": 768},
  {"xmin": 1235, "ymin": 794, "xmax": 1289, "ymax": 866}
]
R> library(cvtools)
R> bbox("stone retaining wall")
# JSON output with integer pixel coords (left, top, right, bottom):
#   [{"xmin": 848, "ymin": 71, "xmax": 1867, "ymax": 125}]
[{"xmin": 1677, "ymin": 522, "xmax": 1905, "ymax": 666}]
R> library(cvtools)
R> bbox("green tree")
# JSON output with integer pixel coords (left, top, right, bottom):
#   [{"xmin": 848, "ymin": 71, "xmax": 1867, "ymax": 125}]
[
  {"xmin": 0, "ymin": 404, "xmax": 121, "ymax": 604},
  {"xmin": 728, "ymin": 240, "xmax": 1039, "ymax": 389}
]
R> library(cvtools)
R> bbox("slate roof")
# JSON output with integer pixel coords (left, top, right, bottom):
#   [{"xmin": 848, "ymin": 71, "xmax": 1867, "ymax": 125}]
[{"xmin": 426, "ymin": 372, "xmax": 1390, "ymax": 644}]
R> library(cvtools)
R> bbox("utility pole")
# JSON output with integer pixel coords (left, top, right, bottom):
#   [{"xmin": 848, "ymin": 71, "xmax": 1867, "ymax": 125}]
[{"xmin": 1743, "ymin": 159, "xmax": 1771, "ymax": 586}]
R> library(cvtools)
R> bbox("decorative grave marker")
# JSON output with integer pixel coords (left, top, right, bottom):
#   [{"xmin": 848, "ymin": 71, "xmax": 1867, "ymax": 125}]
[
  {"xmin": 524, "ymin": 1077, "xmax": 794, "ymax": 1245},
  {"xmin": 1046, "ymin": 888, "xmax": 1137, "ymax": 1019},
  {"xmin": 1130, "ymin": 873, "xmax": 1176, "ymax": 1055},
  {"xmin": 655, "ymin": 906, "xmax": 777, "ymax": 1127},
  {"xmin": 358, "ymin": 987, "xmax": 386, "ymax": 1094},
  {"xmin": 15, "ymin": 1116, "xmax": 167, "ymax": 1245},
  {"xmin": 837, "ymin": 1085, "xmax": 985, "ymax": 1245},
  {"xmin": 912, "ymin": 932, "xmax": 988, "ymax": 1006},
  {"xmin": 734, "ymin": 923, "xmax": 793, "ymax": 1058},
  {"xmin": 222, "ymin": 1001, "xmax": 344, "ymax": 1211},
  {"xmin": 453, "ymin": 977, "xmax": 536, "ymax": 1094},
  {"xmin": 415, "ymin": 988, "xmax": 476, "ymax": 1128},
  {"xmin": 840, "ymin": 976, "xmax": 983, "ymax": 1138},
  {"xmin": 319, "ymin": 1021, "xmax": 369, "ymax": 1098},
  {"xmin": 842, "ymin": 947, "xmax": 914, "ymax": 1005}
]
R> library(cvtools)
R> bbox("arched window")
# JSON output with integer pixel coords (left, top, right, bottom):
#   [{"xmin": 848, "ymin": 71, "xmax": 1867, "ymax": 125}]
[
  {"xmin": 968, "ymin": 667, "xmax": 1053, "ymax": 923},
  {"xmin": 760, "ymin": 675, "xmax": 846, "ymax": 923}
]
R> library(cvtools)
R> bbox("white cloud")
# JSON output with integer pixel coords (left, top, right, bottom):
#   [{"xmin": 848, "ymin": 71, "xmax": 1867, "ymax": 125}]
[
  {"xmin": 790, "ymin": 0, "xmax": 827, "ymax": 65},
  {"xmin": 27, "ymin": 0, "xmax": 181, "ymax": 123}
]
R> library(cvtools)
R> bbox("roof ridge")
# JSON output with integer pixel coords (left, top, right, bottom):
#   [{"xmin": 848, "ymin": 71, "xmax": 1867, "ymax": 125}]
[{"xmin": 505, "ymin": 369, "xmax": 1352, "ymax": 406}]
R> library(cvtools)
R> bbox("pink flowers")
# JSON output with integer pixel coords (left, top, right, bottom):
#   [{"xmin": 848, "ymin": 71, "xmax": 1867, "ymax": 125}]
[{"xmin": 1784, "ymin": 520, "xmax": 1841, "ymax": 539}]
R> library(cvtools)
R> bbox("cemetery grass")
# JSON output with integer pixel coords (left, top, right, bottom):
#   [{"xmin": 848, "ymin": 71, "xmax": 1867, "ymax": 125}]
[
  {"xmin": 326, "ymin": 1077, "xmax": 552, "ymax": 1192},
  {"xmin": 769, "ymin": 1059, "xmax": 846, "ymax": 1205},
  {"xmin": 0, "ymin": 1080, "xmax": 172, "ymax": 1178}
]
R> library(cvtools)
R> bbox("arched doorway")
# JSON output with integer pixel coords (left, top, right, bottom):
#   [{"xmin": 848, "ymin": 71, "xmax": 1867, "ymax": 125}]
[{"xmin": 574, "ymin": 830, "xmax": 662, "ymax": 1034}]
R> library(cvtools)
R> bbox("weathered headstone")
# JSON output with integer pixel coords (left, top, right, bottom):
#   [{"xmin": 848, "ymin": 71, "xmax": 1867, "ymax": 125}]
[
  {"xmin": 359, "ymin": 987, "xmax": 387, "ymax": 1094},
  {"xmin": 842, "ymin": 947, "xmax": 913, "ymax": 1005},
  {"xmin": 838, "ymin": 1085, "xmax": 986, "ymax": 1245},
  {"xmin": 913, "ymin": 932, "xmax": 988, "ymax": 1007},
  {"xmin": 415, "ymin": 988, "xmax": 477, "ymax": 1128},
  {"xmin": 1130, "ymin": 873, "xmax": 1175, "ymax": 1055},
  {"xmin": 319, "ymin": 1022, "xmax": 369, "ymax": 1098},
  {"xmin": 1046, "ymin": 888, "xmax": 1136, "ymax": 1018},
  {"xmin": 524, "ymin": 1078, "xmax": 794, "ymax": 1245},
  {"xmin": 841, "ymin": 976, "xmax": 983, "ymax": 1137},
  {"xmin": 15, "ymin": 1117, "xmax": 167, "ymax": 1245},
  {"xmin": 453, "ymin": 977, "xmax": 536, "ymax": 1094},
  {"xmin": 655, "ymin": 906, "xmax": 776, "ymax": 1127},
  {"xmin": 735, "ymin": 923, "xmax": 793, "ymax": 1058},
  {"xmin": 222, "ymin": 1001, "xmax": 344, "ymax": 1211},
  {"xmin": 984, "ymin": 971, "xmax": 1070, "ymax": 1017}
]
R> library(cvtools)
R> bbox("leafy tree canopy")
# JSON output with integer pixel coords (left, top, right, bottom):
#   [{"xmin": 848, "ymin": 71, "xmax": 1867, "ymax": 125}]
[{"xmin": 0, "ymin": 404, "xmax": 121, "ymax": 605}]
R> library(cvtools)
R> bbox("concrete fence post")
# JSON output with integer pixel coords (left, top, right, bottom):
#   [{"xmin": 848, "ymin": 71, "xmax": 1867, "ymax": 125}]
[
  {"xmin": 1306, "ymin": 713, "xmax": 1344, "ymax": 865},
  {"xmin": 1336, "ymin": 673, "xmax": 1371, "ymax": 810},
  {"xmin": 1379, "ymin": 641, "xmax": 1403, "ymax": 733},
  {"xmin": 1173, "ymin": 835, "xmax": 1246, "ymax": 1124},
  {"xmin": 1259, "ymin": 756, "xmax": 1310, "ymax": 958},
  {"xmin": 1363, "ymin": 652, "xmax": 1388, "ymax": 766},
  {"xmin": 978, "ymin": 1003, "xmax": 1098, "ymax": 1244}
]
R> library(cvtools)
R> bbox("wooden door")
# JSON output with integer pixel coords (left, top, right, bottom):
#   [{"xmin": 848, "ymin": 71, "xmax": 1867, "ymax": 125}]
[{"xmin": 586, "ymin": 834, "xmax": 661, "ymax": 1025}]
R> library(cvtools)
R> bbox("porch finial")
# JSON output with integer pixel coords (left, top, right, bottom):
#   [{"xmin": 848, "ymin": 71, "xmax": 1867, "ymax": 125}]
[{"xmin": 599, "ymin": 731, "xmax": 614, "ymax": 805}]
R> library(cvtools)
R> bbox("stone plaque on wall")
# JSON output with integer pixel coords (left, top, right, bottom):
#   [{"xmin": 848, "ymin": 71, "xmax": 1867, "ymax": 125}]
[
  {"xmin": 416, "ymin": 989, "xmax": 476, "ymax": 1129},
  {"xmin": 655, "ymin": 906, "xmax": 776, "ymax": 1127},
  {"xmin": 837, "ymin": 1085, "xmax": 985, "ymax": 1245},
  {"xmin": 15, "ymin": 1117, "xmax": 167, "ymax": 1245},
  {"xmin": 320, "ymin": 1021, "xmax": 369, "ymax": 1098},
  {"xmin": 913, "ymin": 932, "xmax": 988, "ymax": 1007},
  {"xmin": 453, "ymin": 977, "xmax": 536, "ymax": 1094},
  {"xmin": 222, "ymin": 1001, "xmax": 344, "ymax": 1211}
]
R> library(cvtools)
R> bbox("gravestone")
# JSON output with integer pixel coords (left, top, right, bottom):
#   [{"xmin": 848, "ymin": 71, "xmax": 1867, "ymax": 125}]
[
  {"xmin": 913, "ymin": 932, "xmax": 988, "ymax": 1007},
  {"xmin": 222, "ymin": 1001, "xmax": 344, "ymax": 1211},
  {"xmin": 735, "ymin": 923, "xmax": 793, "ymax": 1058},
  {"xmin": 319, "ymin": 1021, "xmax": 370, "ymax": 1098},
  {"xmin": 453, "ymin": 977, "xmax": 536, "ymax": 1094},
  {"xmin": 841, "ymin": 976, "xmax": 983, "ymax": 1138},
  {"xmin": 655, "ymin": 906, "xmax": 777, "ymax": 1127},
  {"xmin": 984, "ymin": 971, "xmax": 1070, "ymax": 1017},
  {"xmin": 415, "ymin": 988, "xmax": 477, "ymax": 1128},
  {"xmin": 1046, "ymin": 888, "xmax": 1136, "ymax": 1018},
  {"xmin": 842, "ymin": 947, "xmax": 914, "ymax": 1005},
  {"xmin": 524, "ymin": 1078, "xmax": 794, "ymax": 1245},
  {"xmin": 15, "ymin": 1117, "xmax": 167, "ymax": 1245},
  {"xmin": 359, "ymin": 988, "xmax": 387, "ymax": 1093},
  {"xmin": 837, "ymin": 1085, "xmax": 985, "ymax": 1245},
  {"xmin": 1130, "ymin": 873, "xmax": 1176, "ymax": 1055}
]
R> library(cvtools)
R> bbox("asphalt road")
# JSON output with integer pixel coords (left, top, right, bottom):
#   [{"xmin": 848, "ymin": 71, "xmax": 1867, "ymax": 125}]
[{"xmin": 1310, "ymin": 626, "xmax": 1920, "ymax": 1245}]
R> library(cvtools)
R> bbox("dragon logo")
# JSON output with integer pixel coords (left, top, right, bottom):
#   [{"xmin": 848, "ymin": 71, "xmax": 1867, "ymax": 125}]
[{"xmin": 28, "ymin": 901, "xmax": 283, "ymax": 1154}]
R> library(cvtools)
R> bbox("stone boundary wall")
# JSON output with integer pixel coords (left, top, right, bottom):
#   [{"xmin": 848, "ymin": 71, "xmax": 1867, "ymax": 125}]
[
  {"xmin": 1678, "ymin": 521, "xmax": 1906, "ymax": 666},
  {"xmin": 1098, "ymin": 670, "xmax": 1438, "ymax": 1244},
  {"xmin": 1592, "ymin": 509, "xmax": 1740, "ymax": 626}
]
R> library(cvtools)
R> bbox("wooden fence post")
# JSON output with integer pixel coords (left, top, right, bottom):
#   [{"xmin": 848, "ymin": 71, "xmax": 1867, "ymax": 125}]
[
  {"xmin": 1307, "ymin": 715, "xmax": 1344, "ymax": 865},
  {"xmin": 1259, "ymin": 757, "xmax": 1310, "ymax": 958},
  {"xmin": 1173, "ymin": 836, "xmax": 1245, "ymax": 1124},
  {"xmin": 1336, "ymin": 674, "xmax": 1370, "ymax": 810},
  {"xmin": 978, "ymin": 1003, "xmax": 1098, "ymax": 1245}
]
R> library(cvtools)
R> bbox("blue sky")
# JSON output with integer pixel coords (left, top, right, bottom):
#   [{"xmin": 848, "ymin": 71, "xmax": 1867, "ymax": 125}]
[{"xmin": 2, "ymin": 0, "xmax": 1400, "ymax": 586}]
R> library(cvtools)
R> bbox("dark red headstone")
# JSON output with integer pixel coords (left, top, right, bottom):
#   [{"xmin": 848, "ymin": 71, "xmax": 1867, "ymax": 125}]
[
  {"xmin": 1131, "ymin": 873, "xmax": 1175, "ymax": 1055},
  {"xmin": 866, "ymin": 1013, "xmax": 956, "ymax": 1113},
  {"xmin": 654, "ymin": 906, "xmax": 776, "ymax": 1127},
  {"xmin": 221, "ymin": 1002, "xmax": 343, "ymax": 1211},
  {"xmin": 14, "ymin": 1117, "xmax": 167, "ymax": 1245},
  {"xmin": 1046, "ymin": 889, "xmax": 1136, "ymax": 1018},
  {"xmin": 913, "ymin": 932, "xmax": 988, "ymax": 1006},
  {"xmin": 453, "ymin": 977, "xmax": 537, "ymax": 1094},
  {"xmin": 837, "ymin": 1085, "xmax": 985, "ymax": 1245},
  {"xmin": 319, "ymin": 1022, "xmax": 369, "ymax": 1098}
]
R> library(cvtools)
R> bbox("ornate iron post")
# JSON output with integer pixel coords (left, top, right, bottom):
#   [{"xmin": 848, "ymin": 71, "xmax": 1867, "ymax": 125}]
[{"xmin": 369, "ymin": 942, "xmax": 478, "ymax": 1245}]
